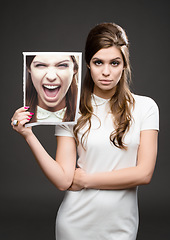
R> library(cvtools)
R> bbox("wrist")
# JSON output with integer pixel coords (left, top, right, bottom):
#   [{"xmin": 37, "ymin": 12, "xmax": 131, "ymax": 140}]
[
  {"xmin": 83, "ymin": 173, "xmax": 92, "ymax": 189},
  {"xmin": 24, "ymin": 130, "xmax": 34, "ymax": 142}
]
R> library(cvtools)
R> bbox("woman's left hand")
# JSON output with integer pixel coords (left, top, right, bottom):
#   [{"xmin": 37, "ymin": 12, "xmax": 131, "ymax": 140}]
[{"xmin": 68, "ymin": 168, "xmax": 87, "ymax": 191}]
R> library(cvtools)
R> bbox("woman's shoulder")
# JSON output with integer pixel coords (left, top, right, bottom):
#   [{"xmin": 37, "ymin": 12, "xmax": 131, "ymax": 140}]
[
  {"xmin": 132, "ymin": 93, "xmax": 159, "ymax": 109},
  {"xmin": 55, "ymin": 124, "xmax": 74, "ymax": 137},
  {"xmin": 132, "ymin": 94, "xmax": 159, "ymax": 130},
  {"xmin": 132, "ymin": 93, "xmax": 159, "ymax": 125}
]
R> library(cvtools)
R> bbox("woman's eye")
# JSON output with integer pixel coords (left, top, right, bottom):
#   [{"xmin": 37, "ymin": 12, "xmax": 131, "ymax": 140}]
[
  {"xmin": 94, "ymin": 60, "xmax": 102, "ymax": 66},
  {"xmin": 58, "ymin": 63, "xmax": 69, "ymax": 68},
  {"xmin": 111, "ymin": 61, "xmax": 120, "ymax": 66},
  {"xmin": 35, "ymin": 64, "xmax": 46, "ymax": 68}
]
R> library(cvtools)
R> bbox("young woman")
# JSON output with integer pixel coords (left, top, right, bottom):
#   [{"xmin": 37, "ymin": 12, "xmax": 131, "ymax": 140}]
[
  {"xmin": 26, "ymin": 54, "xmax": 78, "ymax": 123},
  {"xmin": 11, "ymin": 23, "xmax": 159, "ymax": 239}
]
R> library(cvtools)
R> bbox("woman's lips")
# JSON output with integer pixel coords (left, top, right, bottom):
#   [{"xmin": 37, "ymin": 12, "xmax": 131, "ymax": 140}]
[
  {"xmin": 99, "ymin": 80, "xmax": 113, "ymax": 84},
  {"xmin": 43, "ymin": 84, "xmax": 61, "ymax": 99}
]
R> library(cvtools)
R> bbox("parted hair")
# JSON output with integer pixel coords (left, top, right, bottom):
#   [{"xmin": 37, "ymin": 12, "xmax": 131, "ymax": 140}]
[{"xmin": 73, "ymin": 22, "xmax": 135, "ymax": 150}]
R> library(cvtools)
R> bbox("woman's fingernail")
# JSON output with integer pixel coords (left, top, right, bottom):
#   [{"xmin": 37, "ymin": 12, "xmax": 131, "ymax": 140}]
[
  {"xmin": 30, "ymin": 112, "xmax": 34, "ymax": 115},
  {"xmin": 28, "ymin": 115, "xmax": 33, "ymax": 118},
  {"xmin": 24, "ymin": 106, "xmax": 30, "ymax": 109}
]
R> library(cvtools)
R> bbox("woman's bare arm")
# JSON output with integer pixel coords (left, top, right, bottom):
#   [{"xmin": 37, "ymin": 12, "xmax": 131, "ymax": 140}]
[
  {"xmin": 26, "ymin": 134, "xmax": 76, "ymax": 191},
  {"xmin": 11, "ymin": 107, "xmax": 76, "ymax": 191}
]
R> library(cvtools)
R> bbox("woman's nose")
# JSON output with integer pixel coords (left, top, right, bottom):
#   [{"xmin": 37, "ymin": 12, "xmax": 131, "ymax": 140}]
[
  {"xmin": 102, "ymin": 65, "xmax": 110, "ymax": 76},
  {"xmin": 46, "ymin": 69, "xmax": 57, "ymax": 81}
]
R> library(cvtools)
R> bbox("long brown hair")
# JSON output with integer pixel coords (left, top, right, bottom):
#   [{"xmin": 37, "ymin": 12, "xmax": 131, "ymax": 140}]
[
  {"xmin": 74, "ymin": 22, "xmax": 135, "ymax": 150},
  {"xmin": 26, "ymin": 55, "xmax": 78, "ymax": 123}
]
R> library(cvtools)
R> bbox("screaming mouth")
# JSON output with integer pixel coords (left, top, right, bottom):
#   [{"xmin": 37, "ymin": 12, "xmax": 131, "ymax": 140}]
[{"xmin": 43, "ymin": 84, "xmax": 61, "ymax": 98}]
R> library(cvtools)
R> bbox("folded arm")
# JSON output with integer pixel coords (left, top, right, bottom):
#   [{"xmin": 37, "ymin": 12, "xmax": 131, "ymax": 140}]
[{"xmin": 69, "ymin": 130, "xmax": 158, "ymax": 191}]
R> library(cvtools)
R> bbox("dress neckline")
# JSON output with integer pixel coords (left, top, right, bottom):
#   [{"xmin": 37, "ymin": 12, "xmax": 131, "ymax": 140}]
[
  {"xmin": 37, "ymin": 106, "xmax": 66, "ymax": 120},
  {"xmin": 92, "ymin": 94, "xmax": 110, "ymax": 106}
]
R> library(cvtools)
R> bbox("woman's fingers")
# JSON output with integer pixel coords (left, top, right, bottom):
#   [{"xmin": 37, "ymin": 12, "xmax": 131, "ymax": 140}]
[
  {"xmin": 11, "ymin": 106, "xmax": 34, "ymax": 127},
  {"xmin": 12, "ymin": 112, "xmax": 33, "ymax": 122},
  {"xmin": 11, "ymin": 118, "xmax": 30, "ymax": 128},
  {"xmin": 15, "ymin": 106, "xmax": 30, "ymax": 113},
  {"xmin": 12, "ymin": 106, "xmax": 30, "ymax": 119},
  {"xmin": 11, "ymin": 107, "xmax": 34, "ymax": 123},
  {"xmin": 12, "ymin": 106, "xmax": 29, "ymax": 119},
  {"xmin": 11, "ymin": 106, "xmax": 34, "ymax": 137}
]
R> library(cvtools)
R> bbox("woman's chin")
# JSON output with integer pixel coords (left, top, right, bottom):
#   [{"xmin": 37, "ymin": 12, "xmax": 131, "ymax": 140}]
[{"xmin": 38, "ymin": 99, "xmax": 65, "ymax": 112}]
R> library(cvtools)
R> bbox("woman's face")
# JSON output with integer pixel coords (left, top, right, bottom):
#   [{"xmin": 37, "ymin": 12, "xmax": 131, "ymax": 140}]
[
  {"xmin": 29, "ymin": 54, "xmax": 75, "ymax": 111},
  {"xmin": 89, "ymin": 46, "xmax": 124, "ymax": 99}
]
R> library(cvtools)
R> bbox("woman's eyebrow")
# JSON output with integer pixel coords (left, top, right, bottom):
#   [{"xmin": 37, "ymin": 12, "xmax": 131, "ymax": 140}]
[
  {"xmin": 32, "ymin": 59, "xmax": 71, "ymax": 65},
  {"xmin": 92, "ymin": 57, "xmax": 122, "ymax": 61},
  {"xmin": 32, "ymin": 61, "xmax": 45, "ymax": 64},
  {"xmin": 110, "ymin": 57, "xmax": 122, "ymax": 60},
  {"xmin": 57, "ymin": 60, "xmax": 71, "ymax": 64},
  {"xmin": 110, "ymin": 57, "xmax": 122, "ymax": 62}
]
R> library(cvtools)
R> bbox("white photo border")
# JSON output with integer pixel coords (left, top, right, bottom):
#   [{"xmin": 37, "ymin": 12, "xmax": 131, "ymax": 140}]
[{"xmin": 23, "ymin": 52, "xmax": 82, "ymax": 127}]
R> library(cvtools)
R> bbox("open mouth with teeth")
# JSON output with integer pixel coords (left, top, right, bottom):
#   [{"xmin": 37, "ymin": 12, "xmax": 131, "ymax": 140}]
[{"xmin": 43, "ymin": 84, "xmax": 61, "ymax": 98}]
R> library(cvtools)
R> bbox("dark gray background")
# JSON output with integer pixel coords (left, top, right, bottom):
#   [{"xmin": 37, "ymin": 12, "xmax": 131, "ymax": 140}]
[{"xmin": 1, "ymin": 0, "xmax": 169, "ymax": 239}]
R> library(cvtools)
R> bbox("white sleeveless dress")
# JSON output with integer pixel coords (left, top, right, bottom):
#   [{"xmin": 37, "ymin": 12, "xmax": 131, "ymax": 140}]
[{"xmin": 55, "ymin": 94, "xmax": 159, "ymax": 240}]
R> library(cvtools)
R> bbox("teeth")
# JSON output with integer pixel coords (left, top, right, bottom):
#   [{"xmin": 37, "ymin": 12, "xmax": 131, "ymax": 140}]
[{"xmin": 43, "ymin": 85, "xmax": 59, "ymax": 90}]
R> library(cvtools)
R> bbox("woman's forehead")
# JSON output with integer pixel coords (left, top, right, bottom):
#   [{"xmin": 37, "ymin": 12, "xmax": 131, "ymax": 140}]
[
  {"xmin": 33, "ymin": 55, "xmax": 72, "ymax": 63},
  {"xmin": 92, "ymin": 46, "xmax": 122, "ymax": 60}
]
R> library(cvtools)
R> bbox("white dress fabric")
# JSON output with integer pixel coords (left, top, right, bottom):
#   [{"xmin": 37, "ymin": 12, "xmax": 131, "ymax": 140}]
[{"xmin": 54, "ymin": 94, "xmax": 159, "ymax": 240}]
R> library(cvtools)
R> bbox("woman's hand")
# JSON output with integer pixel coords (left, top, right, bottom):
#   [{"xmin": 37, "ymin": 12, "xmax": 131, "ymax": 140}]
[
  {"xmin": 68, "ymin": 168, "xmax": 87, "ymax": 191},
  {"xmin": 11, "ymin": 106, "xmax": 34, "ymax": 139}
]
